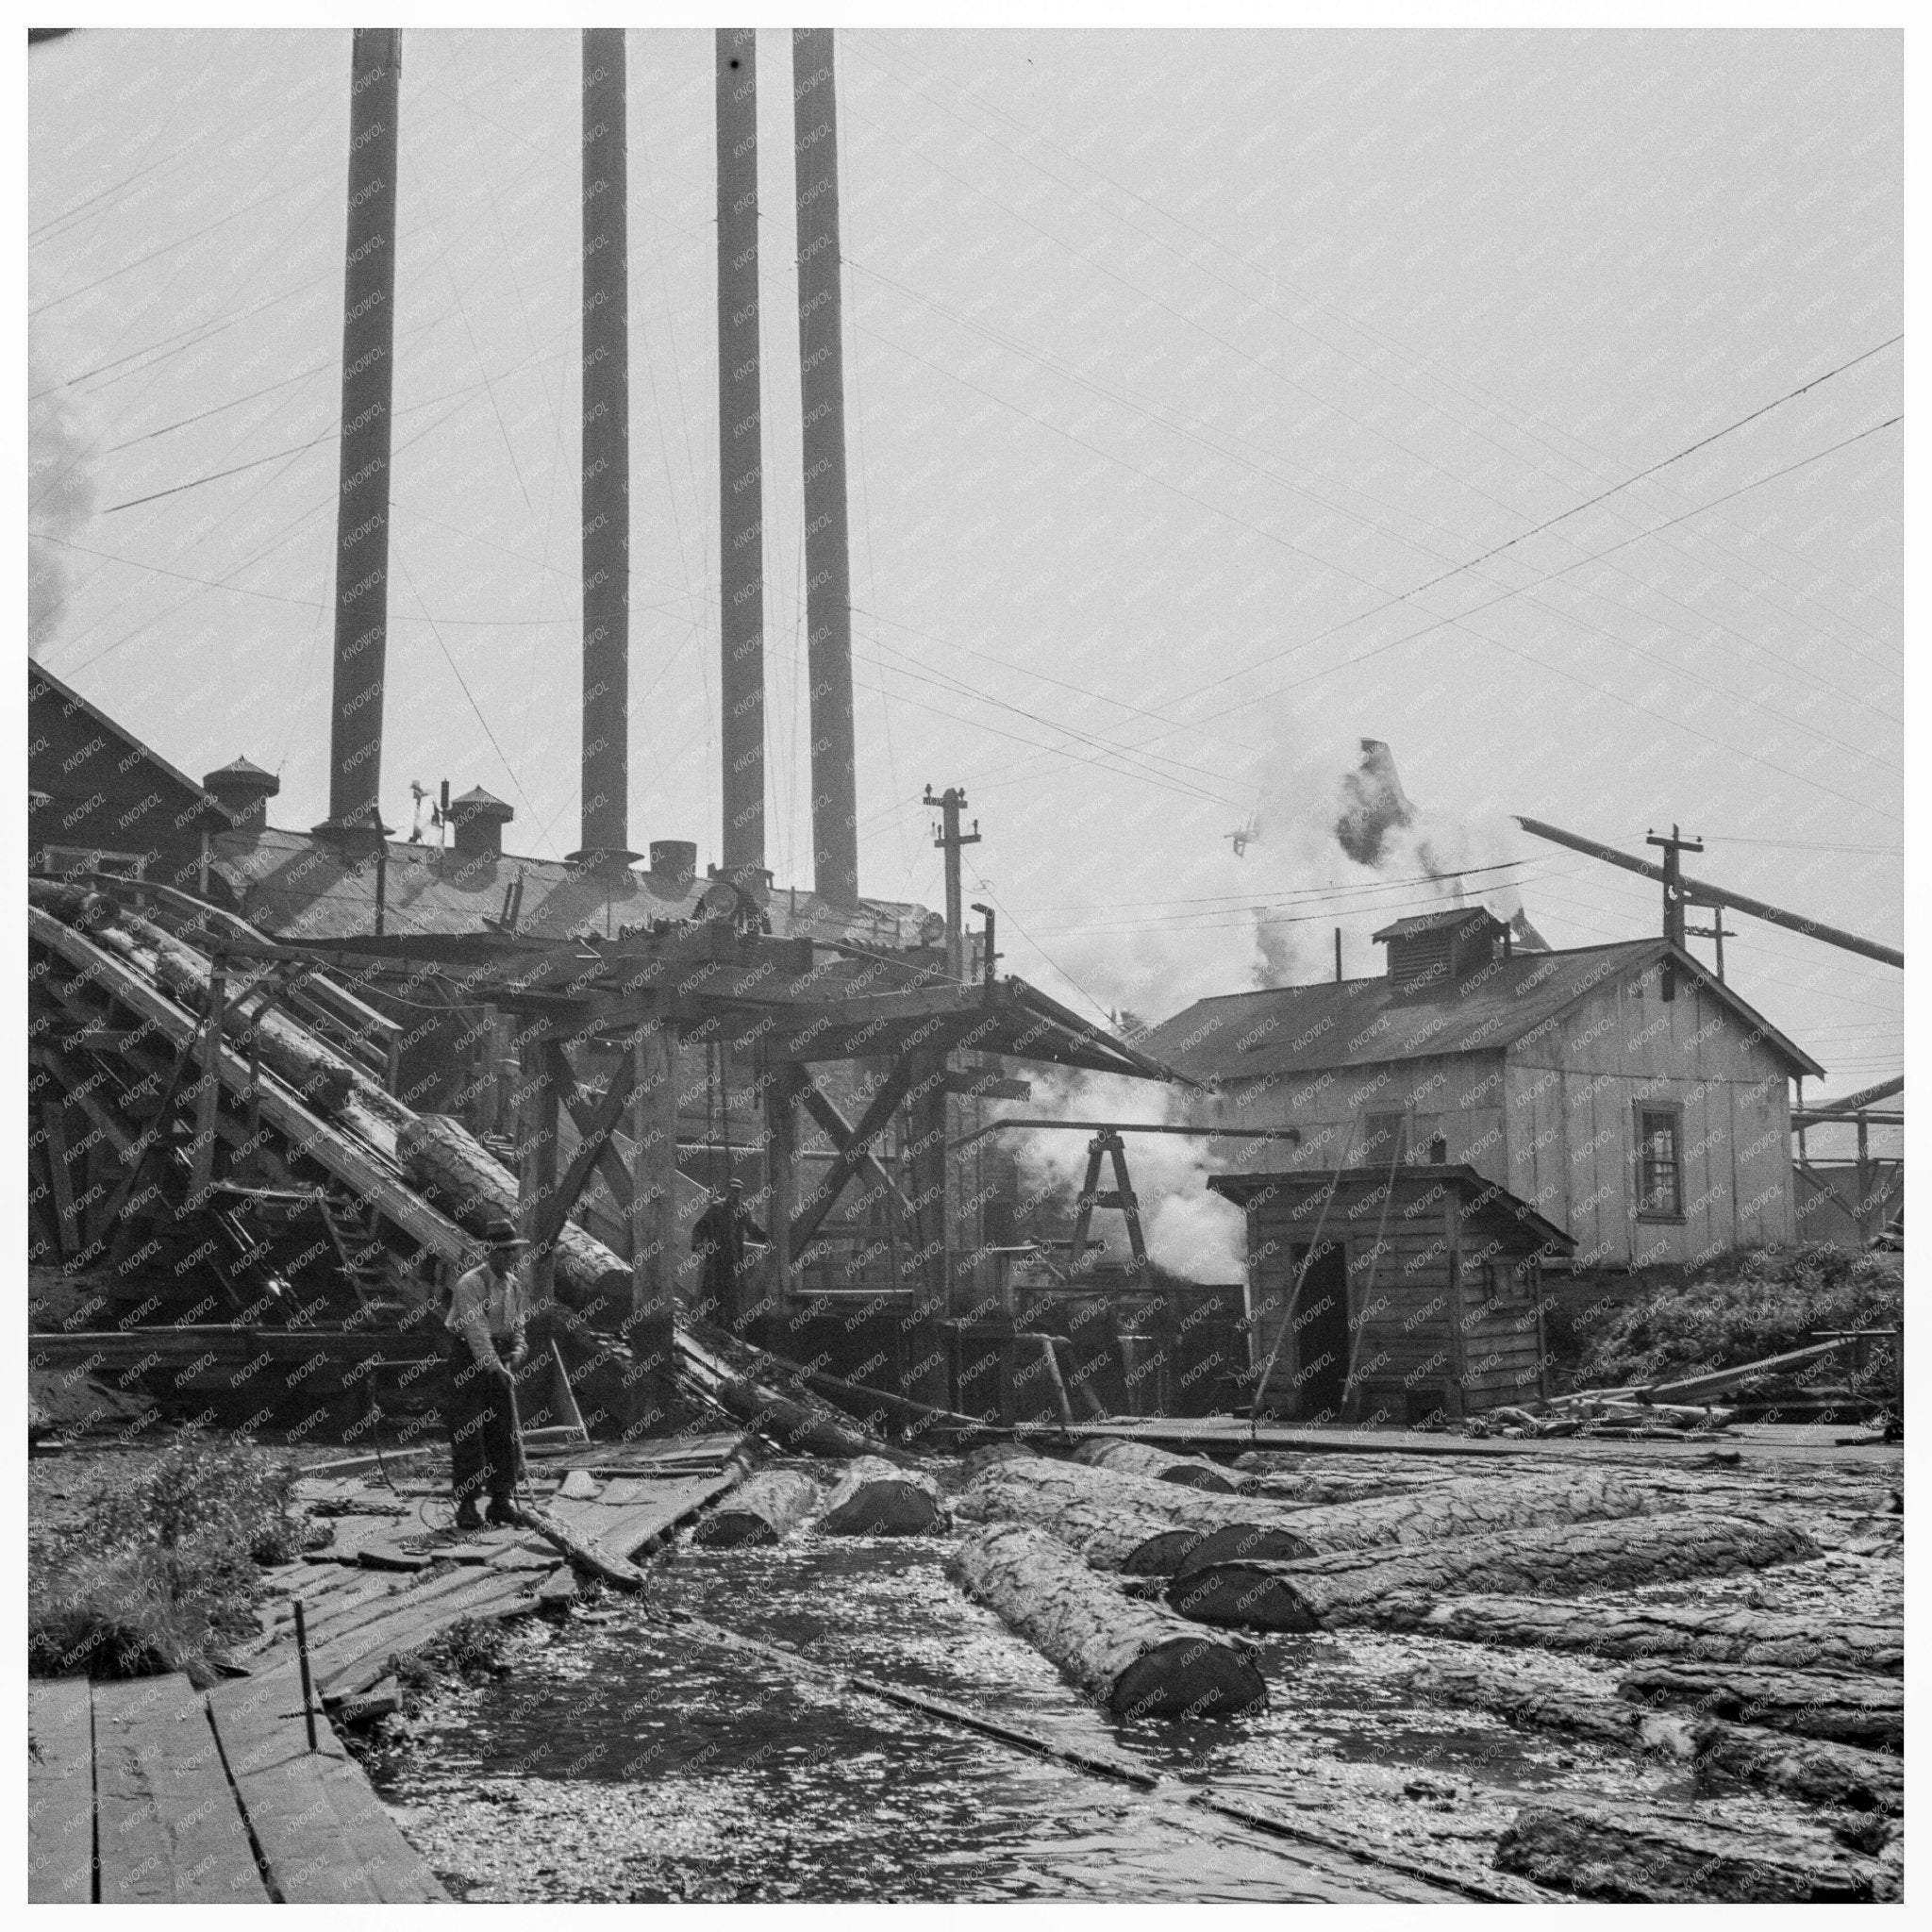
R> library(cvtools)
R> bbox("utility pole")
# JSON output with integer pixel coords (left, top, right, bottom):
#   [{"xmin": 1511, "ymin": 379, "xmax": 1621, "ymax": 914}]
[
  {"xmin": 1645, "ymin": 824, "xmax": 1704, "ymax": 950},
  {"xmin": 924, "ymin": 786, "xmax": 980, "ymax": 982},
  {"xmin": 1686, "ymin": 906, "xmax": 1735, "ymax": 982}
]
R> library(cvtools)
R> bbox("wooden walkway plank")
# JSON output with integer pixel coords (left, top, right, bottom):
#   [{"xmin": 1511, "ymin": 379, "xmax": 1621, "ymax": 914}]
[
  {"xmin": 206, "ymin": 1681, "xmax": 446, "ymax": 1903},
  {"xmin": 28, "ymin": 1677, "xmax": 95, "ymax": 1904},
  {"xmin": 93, "ymin": 1674, "xmax": 270, "ymax": 1904},
  {"xmin": 307, "ymin": 1569, "xmax": 545, "ymax": 1701},
  {"xmin": 550, "ymin": 1469, "xmax": 745, "ymax": 1560}
]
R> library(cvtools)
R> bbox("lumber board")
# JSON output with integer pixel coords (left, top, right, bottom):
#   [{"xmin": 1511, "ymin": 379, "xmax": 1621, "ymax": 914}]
[
  {"xmin": 547, "ymin": 1470, "xmax": 745, "ymax": 1559},
  {"xmin": 206, "ymin": 1680, "xmax": 446, "ymax": 1902},
  {"xmin": 92, "ymin": 1673, "xmax": 268, "ymax": 1904},
  {"xmin": 28, "ymin": 1676, "xmax": 95, "ymax": 1904}
]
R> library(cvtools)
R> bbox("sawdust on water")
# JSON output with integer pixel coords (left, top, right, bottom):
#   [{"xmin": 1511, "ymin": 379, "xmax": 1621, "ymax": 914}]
[{"xmin": 365, "ymin": 1527, "xmax": 1869, "ymax": 1904}]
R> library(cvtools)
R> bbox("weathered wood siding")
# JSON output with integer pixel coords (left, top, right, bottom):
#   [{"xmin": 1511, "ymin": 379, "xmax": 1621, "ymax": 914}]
[
  {"xmin": 1503, "ymin": 961, "xmax": 1794, "ymax": 1269},
  {"xmin": 1245, "ymin": 1190, "xmax": 1461, "ymax": 1421},
  {"xmin": 1200, "ymin": 1052, "xmax": 1510, "ymax": 1187}
]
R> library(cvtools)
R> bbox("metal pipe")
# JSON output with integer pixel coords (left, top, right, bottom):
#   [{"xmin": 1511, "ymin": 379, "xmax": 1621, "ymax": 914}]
[
  {"xmin": 1516, "ymin": 816, "xmax": 1902, "ymax": 968},
  {"xmin": 716, "ymin": 28, "xmax": 766, "ymax": 876},
  {"xmin": 319, "ymin": 28, "xmax": 402, "ymax": 839},
  {"xmin": 791, "ymin": 28, "xmax": 859, "ymax": 905},
  {"xmin": 575, "ymin": 28, "xmax": 635, "ymax": 870}
]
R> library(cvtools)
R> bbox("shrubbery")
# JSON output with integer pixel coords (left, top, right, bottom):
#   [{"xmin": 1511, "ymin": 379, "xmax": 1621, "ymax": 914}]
[
  {"xmin": 29, "ymin": 1432, "xmax": 303, "ymax": 1682},
  {"xmin": 1575, "ymin": 1241, "xmax": 1903, "ymax": 1392}
]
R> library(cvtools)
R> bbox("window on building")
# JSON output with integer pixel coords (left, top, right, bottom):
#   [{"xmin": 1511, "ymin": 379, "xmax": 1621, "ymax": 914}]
[
  {"xmin": 1361, "ymin": 1113, "xmax": 1407, "ymax": 1169},
  {"xmin": 1636, "ymin": 1106, "xmax": 1684, "ymax": 1217},
  {"xmin": 1415, "ymin": 1118, "xmax": 1449, "ymax": 1164}
]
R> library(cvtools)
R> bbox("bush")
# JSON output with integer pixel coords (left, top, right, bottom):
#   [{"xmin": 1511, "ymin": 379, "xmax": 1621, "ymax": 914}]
[
  {"xmin": 1575, "ymin": 1242, "xmax": 1903, "ymax": 1392},
  {"xmin": 29, "ymin": 1431, "xmax": 304, "ymax": 1682}
]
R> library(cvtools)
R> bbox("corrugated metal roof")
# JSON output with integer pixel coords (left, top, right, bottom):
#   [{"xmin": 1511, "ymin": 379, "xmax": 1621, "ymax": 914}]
[
  {"xmin": 1137, "ymin": 940, "xmax": 1823, "ymax": 1082},
  {"xmin": 210, "ymin": 828, "xmax": 935, "ymax": 951}
]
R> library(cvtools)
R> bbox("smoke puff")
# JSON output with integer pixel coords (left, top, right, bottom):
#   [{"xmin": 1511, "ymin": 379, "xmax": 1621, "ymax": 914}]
[{"xmin": 28, "ymin": 355, "xmax": 97, "ymax": 656}]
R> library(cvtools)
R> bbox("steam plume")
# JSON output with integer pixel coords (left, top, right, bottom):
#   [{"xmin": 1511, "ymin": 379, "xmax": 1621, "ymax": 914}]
[{"xmin": 28, "ymin": 353, "xmax": 96, "ymax": 657}]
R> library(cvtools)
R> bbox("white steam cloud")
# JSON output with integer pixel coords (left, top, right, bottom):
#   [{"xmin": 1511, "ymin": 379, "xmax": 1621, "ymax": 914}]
[
  {"xmin": 28, "ymin": 352, "xmax": 97, "ymax": 657},
  {"xmin": 1007, "ymin": 1071, "xmax": 1247, "ymax": 1284}
]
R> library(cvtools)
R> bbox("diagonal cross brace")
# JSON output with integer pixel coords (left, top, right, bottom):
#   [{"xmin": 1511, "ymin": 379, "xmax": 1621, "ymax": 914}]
[
  {"xmin": 789, "ymin": 1056, "xmax": 919, "ymax": 1257},
  {"xmin": 536, "ymin": 1039, "xmax": 640, "ymax": 1254}
]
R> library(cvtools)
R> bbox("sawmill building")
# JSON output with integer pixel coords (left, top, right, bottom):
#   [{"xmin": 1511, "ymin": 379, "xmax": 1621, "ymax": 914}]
[{"xmin": 1140, "ymin": 906, "xmax": 1823, "ymax": 1277}]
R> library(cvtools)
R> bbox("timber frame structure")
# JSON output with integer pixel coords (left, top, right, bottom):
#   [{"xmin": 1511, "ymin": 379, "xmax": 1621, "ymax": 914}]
[{"xmin": 28, "ymin": 873, "xmax": 1174, "ymax": 1427}]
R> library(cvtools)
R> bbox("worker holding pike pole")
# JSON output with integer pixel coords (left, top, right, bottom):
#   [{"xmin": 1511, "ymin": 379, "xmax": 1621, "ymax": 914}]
[{"xmin": 444, "ymin": 1217, "xmax": 531, "ymax": 1529}]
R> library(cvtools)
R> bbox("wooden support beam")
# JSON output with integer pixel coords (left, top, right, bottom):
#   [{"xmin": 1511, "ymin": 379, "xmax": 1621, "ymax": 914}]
[
  {"xmin": 190, "ymin": 958, "xmax": 226, "ymax": 1206},
  {"xmin": 40, "ymin": 1103, "xmax": 81, "ymax": 1259},
  {"xmin": 628, "ymin": 1020, "xmax": 679, "ymax": 1324},
  {"xmin": 513, "ymin": 1028, "xmax": 560, "ymax": 1306},
  {"xmin": 533, "ymin": 1041, "xmax": 638, "ymax": 1255},
  {"xmin": 764, "ymin": 1054, "xmax": 801, "ymax": 1314},
  {"xmin": 790, "ymin": 1056, "xmax": 918, "ymax": 1257}
]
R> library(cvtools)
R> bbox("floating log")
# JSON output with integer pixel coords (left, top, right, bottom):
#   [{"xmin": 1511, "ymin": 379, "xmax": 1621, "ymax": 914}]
[
  {"xmin": 1494, "ymin": 1799, "xmax": 1891, "ymax": 1903},
  {"xmin": 1180, "ymin": 1468, "xmax": 1659, "ymax": 1573},
  {"xmin": 691, "ymin": 1469, "xmax": 822, "ymax": 1547},
  {"xmin": 1172, "ymin": 1512, "xmax": 1817, "ymax": 1631},
  {"xmin": 961, "ymin": 1441, "xmax": 1039, "ymax": 1483},
  {"xmin": 1425, "ymin": 1657, "xmax": 1902, "ymax": 1815},
  {"xmin": 1364, "ymin": 1591, "xmax": 1904, "ymax": 1674},
  {"xmin": 959, "ymin": 1457, "xmax": 1314, "ymax": 1575},
  {"xmin": 1073, "ymin": 1437, "xmax": 1247, "ymax": 1492},
  {"xmin": 820, "ymin": 1456, "xmax": 949, "ymax": 1536},
  {"xmin": 948, "ymin": 1522, "xmax": 1267, "ymax": 1720},
  {"xmin": 1619, "ymin": 1660, "xmax": 1904, "ymax": 1750}
]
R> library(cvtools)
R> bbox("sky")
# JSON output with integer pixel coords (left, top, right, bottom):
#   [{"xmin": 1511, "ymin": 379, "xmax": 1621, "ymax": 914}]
[{"xmin": 26, "ymin": 26, "xmax": 1903, "ymax": 1102}]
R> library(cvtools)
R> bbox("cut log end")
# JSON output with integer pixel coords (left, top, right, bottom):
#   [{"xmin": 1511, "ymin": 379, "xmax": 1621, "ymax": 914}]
[
  {"xmin": 1166, "ymin": 1565, "xmax": 1317, "ymax": 1633},
  {"xmin": 1111, "ymin": 1636, "xmax": 1268, "ymax": 1721}
]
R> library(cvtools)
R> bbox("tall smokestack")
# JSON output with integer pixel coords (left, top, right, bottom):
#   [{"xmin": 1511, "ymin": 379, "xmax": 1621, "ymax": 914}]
[
  {"xmin": 575, "ymin": 28, "xmax": 635, "ymax": 872},
  {"xmin": 791, "ymin": 27, "xmax": 859, "ymax": 906},
  {"xmin": 317, "ymin": 27, "xmax": 402, "ymax": 843},
  {"xmin": 716, "ymin": 28, "xmax": 765, "ymax": 878}
]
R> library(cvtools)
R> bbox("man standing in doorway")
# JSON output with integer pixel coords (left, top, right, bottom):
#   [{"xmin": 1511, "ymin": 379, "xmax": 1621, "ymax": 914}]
[
  {"xmin": 691, "ymin": 1177, "xmax": 768, "ymax": 1337},
  {"xmin": 446, "ymin": 1218, "xmax": 530, "ymax": 1529}
]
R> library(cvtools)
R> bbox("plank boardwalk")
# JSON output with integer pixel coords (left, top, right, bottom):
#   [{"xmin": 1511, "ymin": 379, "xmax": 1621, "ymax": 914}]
[
  {"xmin": 30, "ymin": 1673, "xmax": 446, "ymax": 1904},
  {"xmin": 30, "ymin": 1461, "xmax": 748, "ymax": 1902}
]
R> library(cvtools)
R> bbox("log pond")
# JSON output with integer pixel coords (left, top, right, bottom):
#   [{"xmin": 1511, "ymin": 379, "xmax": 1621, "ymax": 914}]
[{"xmin": 366, "ymin": 1464, "xmax": 1895, "ymax": 1904}]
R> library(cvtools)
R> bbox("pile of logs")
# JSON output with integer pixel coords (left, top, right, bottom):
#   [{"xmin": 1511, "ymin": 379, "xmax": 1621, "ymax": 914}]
[{"xmin": 1069, "ymin": 1438, "xmax": 1253, "ymax": 1492}]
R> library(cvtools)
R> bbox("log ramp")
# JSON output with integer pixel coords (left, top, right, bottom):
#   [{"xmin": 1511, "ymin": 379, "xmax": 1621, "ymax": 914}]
[
  {"xmin": 691, "ymin": 1468, "xmax": 823, "ymax": 1547},
  {"xmin": 1494, "ymin": 1799, "xmax": 1897, "ymax": 1903},
  {"xmin": 948, "ymin": 1522, "xmax": 1267, "ymax": 1720},
  {"xmin": 1169, "ymin": 1511, "xmax": 1818, "ymax": 1632},
  {"xmin": 1362, "ymin": 1591, "xmax": 1905, "ymax": 1674},
  {"xmin": 1618, "ymin": 1660, "xmax": 1904, "ymax": 1749},
  {"xmin": 1071, "ymin": 1436, "xmax": 1251, "ymax": 1492},
  {"xmin": 1422, "ymin": 1657, "xmax": 1903, "ymax": 1816},
  {"xmin": 819, "ymin": 1456, "xmax": 950, "ymax": 1535}
]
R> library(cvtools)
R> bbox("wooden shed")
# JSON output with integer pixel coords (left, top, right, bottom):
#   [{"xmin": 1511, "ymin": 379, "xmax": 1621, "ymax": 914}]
[{"xmin": 1208, "ymin": 1165, "xmax": 1575, "ymax": 1424}]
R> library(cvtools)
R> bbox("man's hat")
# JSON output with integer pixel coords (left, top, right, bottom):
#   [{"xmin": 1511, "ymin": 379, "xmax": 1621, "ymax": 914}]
[{"xmin": 482, "ymin": 1217, "xmax": 531, "ymax": 1249}]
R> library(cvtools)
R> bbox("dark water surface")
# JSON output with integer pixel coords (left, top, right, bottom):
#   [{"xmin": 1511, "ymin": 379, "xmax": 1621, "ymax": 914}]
[{"xmin": 371, "ymin": 1536, "xmax": 1765, "ymax": 1903}]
